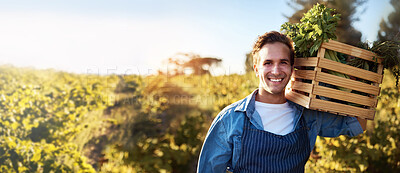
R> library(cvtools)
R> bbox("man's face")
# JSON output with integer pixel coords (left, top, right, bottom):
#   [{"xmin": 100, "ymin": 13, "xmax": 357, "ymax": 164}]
[{"xmin": 253, "ymin": 42, "xmax": 293, "ymax": 95}]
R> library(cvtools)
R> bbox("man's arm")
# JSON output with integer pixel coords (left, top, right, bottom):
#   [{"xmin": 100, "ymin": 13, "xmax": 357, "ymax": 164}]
[
  {"xmin": 308, "ymin": 110, "xmax": 364, "ymax": 137},
  {"xmin": 197, "ymin": 115, "xmax": 232, "ymax": 173}
]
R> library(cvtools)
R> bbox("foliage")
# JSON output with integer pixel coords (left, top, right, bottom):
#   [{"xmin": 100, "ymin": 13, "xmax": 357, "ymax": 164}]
[
  {"xmin": 377, "ymin": 0, "xmax": 400, "ymax": 86},
  {"xmin": 0, "ymin": 65, "xmax": 115, "ymax": 172},
  {"xmin": 285, "ymin": 0, "xmax": 366, "ymax": 46},
  {"xmin": 378, "ymin": 0, "xmax": 400, "ymax": 41},
  {"xmin": 281, "ymin": 3, "xmax": 341, "ymax": 57},
  {"xmin": 244, "ymin": 52, "xmax": 254, "ymax": 73},
  {"xmin": 166, "ymin": 53, "xmax": 222, "ymax": 76},
  {"xmin": 97, "ymin": 74, "xmax": 213, "ymax": 173}
]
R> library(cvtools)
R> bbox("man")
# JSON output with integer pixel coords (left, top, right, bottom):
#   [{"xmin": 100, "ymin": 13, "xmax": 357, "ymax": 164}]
[{"xmin": 197, "ymin": 31, "xmax": 366, "ymax": 172}]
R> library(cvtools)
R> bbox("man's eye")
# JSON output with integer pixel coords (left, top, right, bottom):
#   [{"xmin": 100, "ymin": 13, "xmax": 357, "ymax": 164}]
[
  {"xmin": 264, "ymin": 62, "xmax": 271, "ymax": 65},
  {"xmin": 281, "ymin": 61, "xmax": 288, "ymax": 64}
]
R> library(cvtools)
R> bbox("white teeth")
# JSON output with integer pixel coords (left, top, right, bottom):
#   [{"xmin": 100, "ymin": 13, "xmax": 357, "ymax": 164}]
[{"xmin": 270, "ymin": 78, "xmax": 282, "ymax": 82}]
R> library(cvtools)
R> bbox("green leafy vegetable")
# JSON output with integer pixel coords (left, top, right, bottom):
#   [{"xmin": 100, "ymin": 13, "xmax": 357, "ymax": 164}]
[
  {"xmin": 281, "ymin": 3, "xmax": 340, "ymax": 57},
  {"xmin": 351, "ymin": 40, "xmax": 400, "ymax": 86}
]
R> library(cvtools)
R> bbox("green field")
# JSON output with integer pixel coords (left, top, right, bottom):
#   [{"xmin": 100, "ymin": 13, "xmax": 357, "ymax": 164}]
[{"xmin": 0, "ymin": 65, "xmax": 399, "ymax": 172}]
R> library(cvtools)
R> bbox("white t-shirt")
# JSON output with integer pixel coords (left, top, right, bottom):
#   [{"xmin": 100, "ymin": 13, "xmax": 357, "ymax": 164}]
[{"xmin": 254, "ymin": 101, "xmax": 295, "ymax": 135}]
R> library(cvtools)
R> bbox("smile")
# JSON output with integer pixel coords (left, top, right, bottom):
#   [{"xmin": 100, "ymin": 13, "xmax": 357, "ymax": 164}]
[{"xmin": 269, "ymin": 78, "xmax": 283, "ymax": 82}]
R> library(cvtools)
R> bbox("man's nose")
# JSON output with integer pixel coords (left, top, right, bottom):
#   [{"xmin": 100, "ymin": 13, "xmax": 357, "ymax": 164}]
[{"xmin": 271, "ymin": 64, "xmax": 280, "ymax": 74}]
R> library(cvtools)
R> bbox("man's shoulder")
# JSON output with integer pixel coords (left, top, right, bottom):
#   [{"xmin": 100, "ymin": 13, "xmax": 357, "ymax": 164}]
[
  {"xmin": 210, "ymin": 98, "xmax": 247, "ymax": 134},
  {"xmin": 212, "ymin": 90, "xmax": 256, "ymax": 126},
  {"xmin": 213, "ymin": 97, "xmax": 248, "ymax": 123},
  {"xmin": 218, "ymin": 98, "xmax": 245, "ymax": 116}
]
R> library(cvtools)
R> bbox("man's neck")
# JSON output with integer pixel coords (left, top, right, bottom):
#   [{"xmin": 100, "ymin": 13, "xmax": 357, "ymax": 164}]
[{"xmin": 256, "ymin": 89, "xmax": 286, "ymax": 104}]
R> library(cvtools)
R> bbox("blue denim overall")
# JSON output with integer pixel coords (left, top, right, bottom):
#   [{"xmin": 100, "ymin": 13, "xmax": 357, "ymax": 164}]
[{"xmin": 233, "ymin": 115, "xmax": 311, "ymax": 172}]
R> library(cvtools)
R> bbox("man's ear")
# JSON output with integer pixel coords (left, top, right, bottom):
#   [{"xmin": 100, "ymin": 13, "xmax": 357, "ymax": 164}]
[{"xmin": 253, "ymin": 64, "xmax": 258, "ymax": 77}]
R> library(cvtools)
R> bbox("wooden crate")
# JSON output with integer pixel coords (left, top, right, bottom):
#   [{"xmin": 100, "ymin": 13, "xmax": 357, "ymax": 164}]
[{"xmin": 285, "ymin": 40, "xmax": 384, "ymax": 120}]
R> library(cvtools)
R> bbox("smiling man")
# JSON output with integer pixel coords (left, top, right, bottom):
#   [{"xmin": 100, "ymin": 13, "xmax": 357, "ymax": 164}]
[{"xmin": 197, "ymin": 31, "xmax": 366, "ymax": 173}]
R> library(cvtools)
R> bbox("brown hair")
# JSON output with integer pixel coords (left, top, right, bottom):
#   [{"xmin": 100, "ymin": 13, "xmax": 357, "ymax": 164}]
[{"xmin": 252, "ymin": 31, "xmax": 295, "ymax": 67}]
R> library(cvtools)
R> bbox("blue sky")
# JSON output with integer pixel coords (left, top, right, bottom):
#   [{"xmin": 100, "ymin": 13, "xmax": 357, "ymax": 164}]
[{"xmin": 0, "ymin": 0, "xmax": 394, "ymax": 75}]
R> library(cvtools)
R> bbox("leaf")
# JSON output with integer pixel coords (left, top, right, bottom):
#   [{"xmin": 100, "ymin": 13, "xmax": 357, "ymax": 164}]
[
  {"xmin": 31, "ymin": 149, "xmax": 42, "ymax": 162},
  {"xmin": 11, "ymin": 122, "xmax": 19, "ymax": 130}
]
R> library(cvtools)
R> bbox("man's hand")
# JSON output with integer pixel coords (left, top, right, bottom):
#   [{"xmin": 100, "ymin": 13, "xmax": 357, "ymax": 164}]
[{"xmin": 356, "ymin": 117, "xmax": 367, "ymax": 131}]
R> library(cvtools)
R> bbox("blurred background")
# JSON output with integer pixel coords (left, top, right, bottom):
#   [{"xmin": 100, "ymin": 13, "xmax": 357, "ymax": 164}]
[
  {"xmin": 0, "ymin": 0, "xmax": 395, "ymax": 75},
  {"xmin": 0, "ymin": 0, "xmax": 399, "ymax": 172}
]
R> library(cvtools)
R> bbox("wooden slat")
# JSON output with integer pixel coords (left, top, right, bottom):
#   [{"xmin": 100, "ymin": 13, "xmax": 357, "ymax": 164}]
[
  {"xmin": 321, "ymin": 40, "xmax": 382, "ymax": 63},
  {"xmin": 293, "ymin": 70, "xmax": 315, "ymax": 80},
  {"xmin": 286, "ymin": 90, "xmax": 310, "ymax": 108},
  {"xmin": 317, "ymin": 47, "xmax": 326, "ymax": 59},
  {"xmin": 373, "ymin": 63, "xmax": 384, "ymax": 107},
  {"xmin": 377, "ymin": 63, "xmax": 384, "ymax": 75},
  {"xmin": 314, "ymin": 85, "xmax": 376, "ymax": 107},
  {"xmin": 311, "ymin": 49, "xmax": 323, "ymax": 100},
  {"xmin": 310, "ymin": 98, "xmax": 375, "ymax": 120},
  {"xmin": 315, "ymin": 72, "xmax": 380, "ymax": 95},
  {"xmin": 294, "ymin": 57, "xmax": 318, "ymax": 67},
  {"xmin": 319, "ymin": 58, "xmax": 383, "ymax": 83},
  {"xmin": 292, "ymin": 81, "xmax": 313, "ymax": 93}
]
